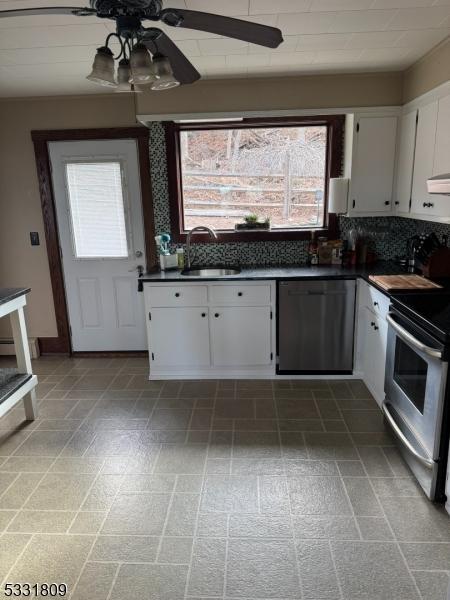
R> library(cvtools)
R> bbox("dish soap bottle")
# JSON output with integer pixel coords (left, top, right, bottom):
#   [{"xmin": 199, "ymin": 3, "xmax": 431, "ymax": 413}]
[{"xmin": 176, "ymin": 248, "xmax": 185, "ymax": 269}]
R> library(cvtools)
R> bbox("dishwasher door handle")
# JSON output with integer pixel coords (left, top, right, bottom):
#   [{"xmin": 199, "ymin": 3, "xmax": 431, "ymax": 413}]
[{"xmin": 287, "ymin": 290, "xmax": 347, "ymax": 297}]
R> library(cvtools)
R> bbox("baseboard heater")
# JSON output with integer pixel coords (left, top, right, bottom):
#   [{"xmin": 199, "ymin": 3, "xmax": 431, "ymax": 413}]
[{"xmin": 0, "ymin": 338, "xmax": 40, "ymax": 359}]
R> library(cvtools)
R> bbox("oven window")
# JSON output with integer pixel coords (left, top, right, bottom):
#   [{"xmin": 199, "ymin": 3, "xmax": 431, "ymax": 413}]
[{"xmin": 393, "ymin": 338, "xmax": 428, "ymax": 414}]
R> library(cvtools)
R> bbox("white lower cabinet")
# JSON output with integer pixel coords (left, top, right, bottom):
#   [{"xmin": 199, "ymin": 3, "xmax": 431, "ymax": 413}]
[
  {"xmin": 361, "ymin": 307, "xmax": 388, "ymax": 404},
  {"xmin": 210, "ymin": 306, "xmax": 272, "ymax": 367},
  {"xmin": 150, "ymin": 307, "xmax": 210, "ymax": 368},
  {"xmin": 144, "ymin": 281, "xmax": 275, "ymax": 379},
  {"xmin": 356, "ymin": 280, "xmax": 389, "ymax": 407}
]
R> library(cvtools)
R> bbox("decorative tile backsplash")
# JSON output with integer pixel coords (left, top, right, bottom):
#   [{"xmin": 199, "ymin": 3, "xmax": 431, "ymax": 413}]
[
  {"xmin": 149, "ymin": 121, "xmax": 450, "ymax": 266},
  {"xmin": 339, "ymin": 216, "xmax": 450, "ymax": 260}
]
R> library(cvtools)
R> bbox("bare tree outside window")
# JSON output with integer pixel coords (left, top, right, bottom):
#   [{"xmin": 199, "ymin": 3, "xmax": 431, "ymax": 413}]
[{"xmin": 179, "ymin": 125, "xmax": 327, "ymax": 232}]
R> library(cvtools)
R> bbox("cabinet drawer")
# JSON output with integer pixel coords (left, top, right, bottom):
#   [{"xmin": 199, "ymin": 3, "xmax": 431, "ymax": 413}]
[
  {"xmin": 146, "ymin": 285, "xmax": 207, "ymax": 307},
  {"xmin": 209, "ymin": 284, "xmax": 271, "ymax": 306},
  {"xmin": 366, "ymin": 284, "xmax": 390, "ymax": 319}
]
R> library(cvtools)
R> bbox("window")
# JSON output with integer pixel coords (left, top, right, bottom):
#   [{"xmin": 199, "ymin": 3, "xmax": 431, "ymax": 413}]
[
  {"xmin": 65, "ymin": 161, "xmax": 129, "ymax": 258},
  {"xmin": 166, "ymin": 116, "xmax": 344, "ymax": 242}
]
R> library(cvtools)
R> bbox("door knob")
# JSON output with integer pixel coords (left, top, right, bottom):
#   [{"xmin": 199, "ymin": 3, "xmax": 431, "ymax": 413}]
[{"xmin": 135, "ymin": 250, "xmax": 143, "ymax": 257}]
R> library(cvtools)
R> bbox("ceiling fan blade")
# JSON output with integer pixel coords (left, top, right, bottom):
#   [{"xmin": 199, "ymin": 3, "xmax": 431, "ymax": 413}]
[
  {"xmin": 141, "ymin": 29, "xmax": 201, "ymax": 85},
  {"xmin": 160, "ymin": 9, "xmax": 283, "ymax": 48},
  {"xmin": 0, "ymin": 7, "xmax": 95, "ymax": 18}
]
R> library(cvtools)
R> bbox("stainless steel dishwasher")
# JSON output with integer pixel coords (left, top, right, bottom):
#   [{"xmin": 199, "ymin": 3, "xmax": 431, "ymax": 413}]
[{"xmin": 278, "ymin": 280, "xmax": 356, "ymax": 373}]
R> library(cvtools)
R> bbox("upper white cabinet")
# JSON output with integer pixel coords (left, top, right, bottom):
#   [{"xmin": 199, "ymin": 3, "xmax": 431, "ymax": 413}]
[
  {"xmin": 347, "ymin": 115, "xmax": 398, "ymax": 216},
  {"xmin": 434, "ymin": 93, "xmax": 450, "ymax": 177},
  {"xmin": 394, "ymin": 84, "xmax": 450, "ymax": 223},
  {"xmin": 394, "ymin": 110, "xmax": 417, "ymax": 214},
  {"xmin": 411, "ymin": 101, "xmax": 439, "ymax": 216}
]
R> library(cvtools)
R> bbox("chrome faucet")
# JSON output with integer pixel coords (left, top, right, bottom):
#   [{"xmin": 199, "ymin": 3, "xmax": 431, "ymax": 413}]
[{"xmin": 185, "ymin": 226, "xmax": 218, "ymax": 269}]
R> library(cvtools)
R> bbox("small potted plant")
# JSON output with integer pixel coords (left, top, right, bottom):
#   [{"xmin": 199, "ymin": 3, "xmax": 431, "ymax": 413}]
[{"xmin": 235, "ymin": 214, "xmax": 271, "ymax": 231}]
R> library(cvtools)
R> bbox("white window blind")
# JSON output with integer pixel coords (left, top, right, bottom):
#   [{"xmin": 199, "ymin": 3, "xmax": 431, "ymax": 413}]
[{"xmin": 65, "ymin": 161, "xmax": 129, "ymax": 258}]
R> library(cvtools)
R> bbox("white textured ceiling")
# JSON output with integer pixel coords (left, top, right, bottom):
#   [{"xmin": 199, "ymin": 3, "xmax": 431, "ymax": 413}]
[{"xmin": 0, "ymin": 0, "xmax": 449, "ymax": 97}]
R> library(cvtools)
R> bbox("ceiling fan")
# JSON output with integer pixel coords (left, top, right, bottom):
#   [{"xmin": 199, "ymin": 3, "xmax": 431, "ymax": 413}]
[{"xmin": 0, "ymin": 0, "xmax": 284, "ymax": 92}]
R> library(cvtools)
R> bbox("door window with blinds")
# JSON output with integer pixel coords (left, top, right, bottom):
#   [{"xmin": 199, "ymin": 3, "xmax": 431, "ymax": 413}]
[{"xmin": 64, "ymin": 160, "xmax": 130, "ymax": 259}]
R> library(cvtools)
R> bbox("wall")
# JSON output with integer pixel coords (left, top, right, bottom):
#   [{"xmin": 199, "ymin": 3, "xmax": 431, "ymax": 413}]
[
  {"xmin": 0, "ymin": 94, "xmax": 137, "ymax": 339},
  {"xmin": 0, "ymin": 55, "xmax": 444, "ymax": 342},
  {"xmin": 403, "ymin": 37, "xmax": 450, "ymax": 104},
  {"xmin": 137, "ymin": 71, "xmax": 403, "ymax": 119},
  {"xmin": 149, "ymin": 122, "xmax": 450, "ymax": 266}
]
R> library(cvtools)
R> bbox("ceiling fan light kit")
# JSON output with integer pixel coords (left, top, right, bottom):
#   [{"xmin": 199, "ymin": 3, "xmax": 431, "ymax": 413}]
[{"xmin": 0, "ymin": 0, "xmax": 284, "ymax": 92}]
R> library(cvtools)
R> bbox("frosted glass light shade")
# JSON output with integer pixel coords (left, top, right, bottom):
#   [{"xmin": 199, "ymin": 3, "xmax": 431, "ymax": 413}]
[
  {"xmin": 151, "ymin": 55, "xmax": 180, "ymax": 91},
  {"xmin": 329, "ymin": 178, "xmax": 349, "ymax": 214},
  {"xmin": 129, "ymin": 44, "xmax": 155, "ymax": 85},
  {"xmin": 86, "ymin": 46, "xmax": 116, "ymax": 87}
]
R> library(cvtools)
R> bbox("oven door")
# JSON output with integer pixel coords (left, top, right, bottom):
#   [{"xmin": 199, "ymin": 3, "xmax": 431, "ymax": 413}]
[{"xmin": 384, "ymin": 310, "xmax": 447, "ymax": 500}]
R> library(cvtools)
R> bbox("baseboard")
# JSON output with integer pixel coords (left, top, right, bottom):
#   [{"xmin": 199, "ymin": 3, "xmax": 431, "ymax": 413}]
[
  {"xmin": 72, "ymin": 351, "xmax": 148, "ymax": 358},
  {"xmin": 38, "ymin": 337, "xmax": 70, "ymax": 355},
  {"xmin": 148, "ymin": 367, "xmax": 364, "ymax": 381},
  {"xmin": 149, "ymin": 366, "xmax": 276, "ymax": 380},
  {"xmin": 0, "ymin": 338, "xmax": 40, "ymax": 359}
]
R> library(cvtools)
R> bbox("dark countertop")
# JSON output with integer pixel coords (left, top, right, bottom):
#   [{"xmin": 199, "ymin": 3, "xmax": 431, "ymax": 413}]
[
  {"xmin": 140, "ymin": 261, "xmax": 410, "ymax": 295},
  {"xmin": 0, "ymin": 288, "xmax": 30, "ymax": 307}
]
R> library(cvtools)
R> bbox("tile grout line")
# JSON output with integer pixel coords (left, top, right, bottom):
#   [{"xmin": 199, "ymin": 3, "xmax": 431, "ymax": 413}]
[
  {"xmin": 67, "ymin": 456, "xmax": 128, "ymax": 600},
  {"xmin": 355, "ymin": 444, "xmax": 426, "ymax": 600},
  {"xmin": 273, "ymin": 380, "xmax": 305, "ymax": 600},
  {"xmin": 183, "ymin": 387, "xmax": 215, "ymax": 600},
  {"xmin": 0, "ymin": 388, "xmax": 91, "ymax": 595},
  {"xmin": 336, "ymin": 385, "xmax": 425, "ymax": 600}
]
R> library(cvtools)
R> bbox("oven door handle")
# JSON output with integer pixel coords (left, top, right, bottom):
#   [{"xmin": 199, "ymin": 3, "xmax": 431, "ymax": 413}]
[
  {"xmin": 386, "ymin": 313, "xmax": 443, "ymax": 359},
  {"xmin": 381, "ymin": 402, "xmax": 434, "ymax": 470}
]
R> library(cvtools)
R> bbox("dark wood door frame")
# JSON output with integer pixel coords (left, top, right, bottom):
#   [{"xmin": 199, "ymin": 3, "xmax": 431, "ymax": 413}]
[{"xmin": 32, "ymin": 127, "xmax": 157, "ymax": 355}]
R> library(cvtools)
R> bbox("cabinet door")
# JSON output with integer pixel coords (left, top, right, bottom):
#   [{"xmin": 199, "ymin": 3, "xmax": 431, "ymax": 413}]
[
  {"xmin": 425, "ymin": 94, "xmax": 450, "ymax": 219},
  {"xmin": 350, "ymin": 116, "xmax": 397, "ymax": 214},
  {"xmin": 411, "ymin": 101, "xmax": 438, "ymax": 216},
  {"xmin": 394, "ymin": 110, "xmax": 417, "ymax": 214},
  {"xmin": 434, "ymin": 94, "xmax": 450, "ymax": 176},
  {"xmin": 210, "ymin": 306, "xmax": 271, "ymax": 367},
  {"xmin": 150, "ymin": 307, "xmax": 210, "ymax": 367},
  {"xmin": 362, "ymin": 309, "xmax": 388, "ymax": 404}
]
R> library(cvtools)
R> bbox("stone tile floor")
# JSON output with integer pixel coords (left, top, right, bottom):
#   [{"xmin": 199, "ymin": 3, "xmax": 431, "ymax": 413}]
[{"xmin": 0, "ymin": 355, "xmax": 449, "ymax": 599}]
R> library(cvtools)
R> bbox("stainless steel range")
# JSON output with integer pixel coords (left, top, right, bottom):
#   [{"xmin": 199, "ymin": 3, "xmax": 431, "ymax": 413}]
[{"xmin": 384, "ymin": 293, "xmax": 450, "ymax": 501}]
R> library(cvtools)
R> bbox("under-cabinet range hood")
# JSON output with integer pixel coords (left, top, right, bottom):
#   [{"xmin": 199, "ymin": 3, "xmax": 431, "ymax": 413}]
[{"xmin": 427, "ymin": 174, "xmax": 450, "ymax": 195}]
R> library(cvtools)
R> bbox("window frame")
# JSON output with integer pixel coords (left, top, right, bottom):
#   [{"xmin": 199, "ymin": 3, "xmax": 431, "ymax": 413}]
[{"xmin": 165, "ymin": 115, "xmax": 344, "ymax": 243}]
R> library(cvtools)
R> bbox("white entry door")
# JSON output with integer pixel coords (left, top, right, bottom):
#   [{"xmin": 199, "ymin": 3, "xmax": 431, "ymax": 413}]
[{"xmin": 49, "ymin": 139, "xmax": 147, "ymax": 351}]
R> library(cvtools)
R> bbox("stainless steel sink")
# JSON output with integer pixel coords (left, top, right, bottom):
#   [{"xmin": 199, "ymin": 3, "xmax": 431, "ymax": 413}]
[{"xmin": 181, "ymin": 267, "xmax": 241, "ymax": 277}]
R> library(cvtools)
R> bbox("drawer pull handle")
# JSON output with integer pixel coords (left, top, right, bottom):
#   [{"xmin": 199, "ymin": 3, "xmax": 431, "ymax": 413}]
[
  {"xmin": 175, "ymin": 292, "xmax": 180, "ymax": 297},
  {"xmin": 373, "ymin": 301, "xmax": 379, "ymax": 307},
  {"xmin": 238, "ymin": 292, "xmax": 243, "ymax": 297},
  {"xmin": 371, "ymin": 321, "xmax": 375, "ymax": 327},
  {"xmin": 201, "ymin": 313, "xmax": 206, "ymax": 317},
  {"xmin": 214, "ymin": 313, "xmax": 220, "ymax": 318}
]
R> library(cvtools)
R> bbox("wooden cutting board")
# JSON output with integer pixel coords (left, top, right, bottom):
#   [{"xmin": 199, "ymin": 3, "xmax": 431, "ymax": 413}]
[{"xmin": 369, "ymin": 274, "xmax": 443, "ymax": 291}]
